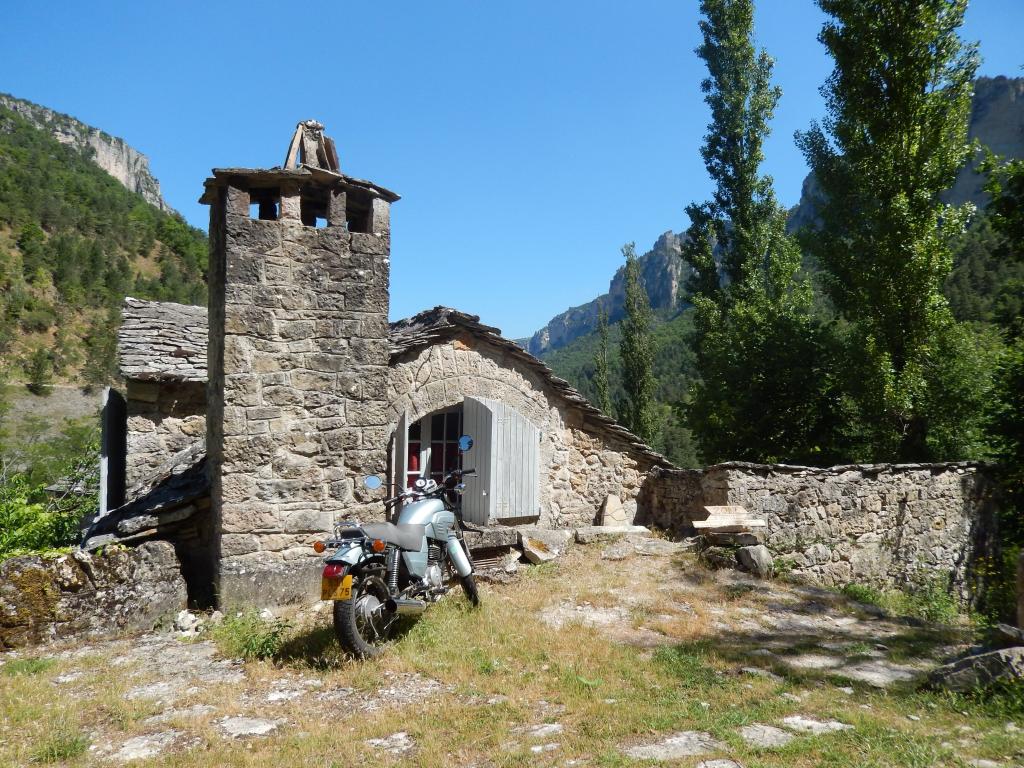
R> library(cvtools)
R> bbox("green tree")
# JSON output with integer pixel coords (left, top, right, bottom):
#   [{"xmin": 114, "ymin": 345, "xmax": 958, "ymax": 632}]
[
  {"xmin": 796, "ymin": 0, "xmax": 984, "ymax": 460},
  {"xmin": 23, "ymin": 346, "xmax": 52, "ymax": 396},
  {"xmin": 593, "ymin": 306, "xmax": 612, "ymax": 415},
  {"xmin": 682, "ymin": 0, "xmax": 837, "ymax": 464},
  {"xmin": 619, "ymin": 243, "xmax": 656, "ymax": 444}
]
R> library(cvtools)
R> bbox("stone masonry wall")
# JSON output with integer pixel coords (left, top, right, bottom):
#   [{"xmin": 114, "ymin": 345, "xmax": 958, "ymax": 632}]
[
  {"xmin": 124, "ymin": 379, "xmax": 206, "ymax": 489},
  {"xmin": 207, "ymin": 182, "xmax": 391, "ymax": 607},
  {"xmin": 647, "ymin": 462, "xmax": 995, "ymax": 598},
  {"xmin": 0, "ymin": 542, "xmax": 186, "ymax": 649},
  {"xmin": 388, "ymin": 337, "xmax": 653, "ymax": 528}
]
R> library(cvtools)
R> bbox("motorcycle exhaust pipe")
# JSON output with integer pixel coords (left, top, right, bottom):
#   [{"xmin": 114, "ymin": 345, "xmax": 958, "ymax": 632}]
[{"xmin": 386, "ymin": 597, "xmax": 427, "ymax": 615}]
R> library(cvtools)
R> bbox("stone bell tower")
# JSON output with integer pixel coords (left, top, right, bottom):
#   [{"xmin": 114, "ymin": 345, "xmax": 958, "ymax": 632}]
[{"xmin": 201, "ymin": 120, "xmax": 398, "ymax": 607}]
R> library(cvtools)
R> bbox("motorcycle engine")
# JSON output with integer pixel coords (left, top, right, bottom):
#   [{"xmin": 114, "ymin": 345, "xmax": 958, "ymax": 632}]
[{"xmin": 424, "ymin": 563, "xmax": 444, "ymax": 590}]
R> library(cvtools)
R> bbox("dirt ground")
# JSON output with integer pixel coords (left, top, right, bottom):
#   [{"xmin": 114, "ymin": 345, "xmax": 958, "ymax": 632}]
[{"xmin": 1, "ymin": 536, "xmax": 1021, "ymax": 767}]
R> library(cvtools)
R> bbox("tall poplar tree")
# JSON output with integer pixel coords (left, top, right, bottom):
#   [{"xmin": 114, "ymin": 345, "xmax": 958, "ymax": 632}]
[
  {"xmin": 593, "ymin": 306, "xmax": 612, "ymax": 415},
  {"xmin": 682, "ymin": 0, "xmax": 836, "ymax": 464},
  {"xmin": 620, "ymin": 243, "xmax": 656, "ymax": 444},
  {"xmin": 796, "ymin": 0, "xmax": 990, "ymax": 460}
]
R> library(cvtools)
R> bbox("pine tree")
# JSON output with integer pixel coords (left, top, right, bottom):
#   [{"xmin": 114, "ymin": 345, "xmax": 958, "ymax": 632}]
[
  {"xmin": 681, "ymin": 0, "xmax": 837, "ymax": 464},
  {"xmin": 796, "ymin": 0, "xmax": 988, "ymax": 460},
  {"xmin": 620, "ymin": 243, "xmax": 656, "ymax": 444},
  {"xmin": 593, "ymin": 306, "xmax": 612, "ymax": 415}
]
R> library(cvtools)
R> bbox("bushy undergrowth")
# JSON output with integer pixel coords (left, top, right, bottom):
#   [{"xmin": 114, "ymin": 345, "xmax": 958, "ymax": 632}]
[
  {"xmin": 841, "ymin": 578, "xmax": 960, "ymax": 624},
  {"xmin": 212, "ymin": 610, "xmax": 292, "ymax": 661}
]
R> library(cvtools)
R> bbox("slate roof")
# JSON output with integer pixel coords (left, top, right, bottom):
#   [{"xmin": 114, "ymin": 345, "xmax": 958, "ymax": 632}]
[
  {"xmin": 390, "ymin": 307, "xmax": 671, "ymax": 468},
  {"xmin": 119, "ymin": 297, "xmax": 207, "ymax": 383},
  {"xmin": 117, "ymin": 301, "xmax": 671, "ymax": 468}
]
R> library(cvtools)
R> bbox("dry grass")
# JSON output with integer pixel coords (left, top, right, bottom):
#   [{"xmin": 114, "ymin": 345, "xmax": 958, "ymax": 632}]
[{"xmin": 0, "ymin": 546, "xmax": 1021, "ymax": 767}]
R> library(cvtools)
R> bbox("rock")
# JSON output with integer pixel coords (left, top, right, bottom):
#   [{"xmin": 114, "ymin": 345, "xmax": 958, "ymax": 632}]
[
  {"xmin": 519, "ymin": 527, "xmax": 572, "ymax": 564},
  {"xmin": 697, "ymin": 761, "xmax": 743, "ymax": 768},
  {"xmin": 174, "ymin": 610, "xmax": 201, "ymax": 633},
  {"xmin": 575, "ymin": 525, "xmax": 650, "ymax": 544},
  {"xmin": 114, "ymin": 731, "xmax": 184, "ymax": 761},
  {"xmin": 600, "ymin": 495, "xmax": 629, "ymax": 526},
  {"xmin": 623, "ymin": 731, "xmax": 726, "ymax": 760},
  {"xmin": 698, "ymin": 546, "xmax": 736, "ymax": 570},
  {"xmin": 602, "ymin": 541, "xmax": 635, "ymax": 561},
  {"xmin": 738, "ymin": 723, "xmax": 794, "ymax": 748},
  {"xmin": 992, "ymin": 623, "xmax": 1024, "ymax": 648},
  {"xmin": 741, "ymin": 666, "xmax": 783, "ymax": 681},
  {"xmin": 736, "ymin": 546, "xmax": 774, "ymax": 579},
  {"xmin": 217, "ymin": 716, "xmax": 283, "ymax": 738},
  {"xmin": 839, "ymin": 659, "xmax": 920, "ymax": 688},
  {"xmin": 967, "ymin": 760, "xmax": 1002, "ymax": 768},
  {"xmin": 703, "ymin": 531, "xmax": 763, "ymax": 547},
  {"xmin": 634, "ymin": 537, "xmax": 694, "ymax": 556},
  {"xmin": 780, "ymin": 715, "xmax": 853, "ymax": 735},
  {"xmin": 928, "ymin": 647, "xmax": 1024, "ymax": 693},
  {"xmin": 366, "ymin": 731, "xmax": 415, "ymax": 755},
  {"xmin": 524, "ymin": 723, "xmax": 564, "ymax": 738},
  {"xmin": 530, "ymin": 743, "xmax": 560, "ymax": 754}
]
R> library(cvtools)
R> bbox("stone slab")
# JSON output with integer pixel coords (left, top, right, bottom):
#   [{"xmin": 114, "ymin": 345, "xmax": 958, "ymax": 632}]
[
  {"xmin": 519, "ymin": 527, "xmax": 573, "ymax": 564},
  {"xmin": 575, "ymin": 525, "xmax": 650, "ymax": 544}
]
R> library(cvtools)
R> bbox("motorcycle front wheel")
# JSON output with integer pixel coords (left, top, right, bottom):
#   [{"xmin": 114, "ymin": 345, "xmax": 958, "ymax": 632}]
[{"xmin": 333, "ymin": 567, "xmax": 396, "ymax": 659}]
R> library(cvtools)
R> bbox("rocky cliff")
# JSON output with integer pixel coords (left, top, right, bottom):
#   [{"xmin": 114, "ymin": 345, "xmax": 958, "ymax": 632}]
[
  {"xmin": 526, "ymin": 231, "xmax": 687, "ymax": 355},
  {"xmin": 0, "ymin": 93, "xmax": 169, "ymax": 211},
  {"xmin": 531, "ymin": 76, "xmax": 1024, "ymax": 356}
]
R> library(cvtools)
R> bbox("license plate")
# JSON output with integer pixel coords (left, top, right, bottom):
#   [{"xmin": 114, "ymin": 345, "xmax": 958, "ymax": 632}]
[{"xmin": 321, "ymin": 574, "xmax": 353, "ymax": 601}]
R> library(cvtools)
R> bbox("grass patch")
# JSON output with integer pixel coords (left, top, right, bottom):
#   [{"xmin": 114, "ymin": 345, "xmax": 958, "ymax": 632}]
[
  {"xmin": 2, "ymin": 657, "xmax": 55, "ymax": 676},
  {"xmin": 841, "ymin": 578, "xmax": 960, "ymax": 624},
  {"xmin": 30, "ymin": 725, "xmax": 89, "ymax": 763},
  {"xmin": 211, "ymin": 609, "xmax": 292, "ymax": 661},
  {"xmin": 651, "ymin": 642, "xmax": 725, "ymax": 689}
]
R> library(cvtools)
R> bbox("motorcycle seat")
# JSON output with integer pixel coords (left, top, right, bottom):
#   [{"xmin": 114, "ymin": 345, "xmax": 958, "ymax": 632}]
[{"xmin": 360, "ymin": 522, "xmax": 426, "ymax": 552}]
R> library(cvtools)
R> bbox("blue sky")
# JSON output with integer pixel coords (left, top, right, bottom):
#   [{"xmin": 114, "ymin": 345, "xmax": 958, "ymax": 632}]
[{"xmin": 2, "ymin": 1, "xmax": 1021, "ymax": 339}]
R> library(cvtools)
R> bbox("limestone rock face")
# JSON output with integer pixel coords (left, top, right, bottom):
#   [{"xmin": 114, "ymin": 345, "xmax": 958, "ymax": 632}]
[
  {"xmin": 0, "ymin": 93, "xmax": 169, "ymax": 211},
  {"xmin": 0, "ymin": 542, "xmax": 186, "ymax": 649}
]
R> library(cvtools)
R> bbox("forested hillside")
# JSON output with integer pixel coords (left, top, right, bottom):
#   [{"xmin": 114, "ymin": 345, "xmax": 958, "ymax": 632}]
[
  {"xmin": 542, "ymin": 209, "xmax": 1024, "ymax": 467},
  {"xmin": 0, "ymin": 98, "xmax": 207, "ymax": 388}
]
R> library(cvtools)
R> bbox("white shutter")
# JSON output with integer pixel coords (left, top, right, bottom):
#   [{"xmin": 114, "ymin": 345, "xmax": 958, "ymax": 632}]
[
  {"xmin": 462, "ymin": 397, "xmax": 493, "ymax": 524},
  {"xmin": 463, "ymin": 397, "xmax": 539, "ymax": 523}
]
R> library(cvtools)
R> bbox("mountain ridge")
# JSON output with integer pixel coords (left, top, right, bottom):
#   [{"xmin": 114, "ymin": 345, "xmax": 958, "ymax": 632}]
[
  {"xmin": 528, "ymin": 75, "xmax": 1024, "ymax": 357},
  {"xmin": 0, "ymin": 93, "xmax": 170, "ymax": 212}
]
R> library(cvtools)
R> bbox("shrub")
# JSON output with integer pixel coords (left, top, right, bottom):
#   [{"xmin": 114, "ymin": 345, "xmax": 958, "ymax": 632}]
[{"xmin": 212, "ymin": 610, "xmax": 292, "ymax": 661}]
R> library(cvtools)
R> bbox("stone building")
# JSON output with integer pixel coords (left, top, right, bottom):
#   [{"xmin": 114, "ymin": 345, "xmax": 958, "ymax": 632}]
[{"xmin": 90, "ymin": 121, "xmax": 666, "ymax": 608}]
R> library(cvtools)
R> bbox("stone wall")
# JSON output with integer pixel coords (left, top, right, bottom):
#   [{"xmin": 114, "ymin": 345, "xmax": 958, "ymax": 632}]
[
  {"xmin": 388, "ymin": 337, "xmax": 654, "ymax": 528},
  {"xmin": 206, "ymin": 179, "xmax": 391, "ymax": 607},
  {"xmin": 0, "ymin": 542, "xmax": 186, "ymax": 649},
  {"xmin": 646, "ymin": 462, "xmax": 996, "ymax": 597},
  {"xmin": 125, "ymin": 379, "xmax": 205, "ymax": 489}
]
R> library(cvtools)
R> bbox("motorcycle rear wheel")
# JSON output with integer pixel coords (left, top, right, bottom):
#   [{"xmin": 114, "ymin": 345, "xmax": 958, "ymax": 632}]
[{"xmin": 333, "ymin": 569, "xmax": 395, "ymax": 659}]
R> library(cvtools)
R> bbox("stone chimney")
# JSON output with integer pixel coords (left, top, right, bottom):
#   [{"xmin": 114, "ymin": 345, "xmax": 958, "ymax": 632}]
[{"xmin": 200, "ymin": 121, "xmax": 398, "ymax": 607}]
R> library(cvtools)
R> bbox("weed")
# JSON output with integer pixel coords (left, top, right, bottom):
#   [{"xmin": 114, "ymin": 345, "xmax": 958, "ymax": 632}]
[
  {"xmin": 211, "ymin": 609, "xmax": 291, "ymax": 661},
  {"xmin": 30, "ymin": 725, "xmax": 88, "ymax": 763},
  {"xmin": 652, "ymin": 643, "xmax": 724, "ymax": 689},
  {"xmin": 724, "ymin": 583, "xmax": 756, "ymax": 600},
  {"xmin": 841, "ymin": 578, "xmax": 960, "ymax": 624},
  {"xmin": 2, "ymin": 657, "xmax": 55, "ymax": 676}
]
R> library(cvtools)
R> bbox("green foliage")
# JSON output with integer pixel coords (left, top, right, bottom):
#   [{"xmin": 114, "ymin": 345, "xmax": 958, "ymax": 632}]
[
  {"xmin": 23, "ymin": 345, "xmax": 52, "ymax": 395},
  {"xmin": 1, "ymin": 657, "xmax": 55, "ymax": 676},
  {"xmin": 681, "ymin": 0, "xmax": 837, "ymax": 465},
  {"xmin": 0, "ymin": 418, "xmax": 99, "ymax": 562},
  {"xmin": 0, "ymin": 97, "xmax": 207, "ymax": 385},
  {"xmin": 619, "ymin": 243, "xmax": 657, "ymax": 444},
  {"xmin": 212, "ymin": 610, "xmax": 292, "ymax": 661},
  {"xmin": 30, "ymin": 724, "xmax": 89, "ymax": 763},
  {"xmin": 796, "ymin": 0, "xmax": 984, "ymax": 461},
  {"xmin": 593, "ymin": 306, "xmax": 612, "ymax": 416},
  {"xmin": 841, "ymin": 577, "xmax": 959, "ymax": 624}
]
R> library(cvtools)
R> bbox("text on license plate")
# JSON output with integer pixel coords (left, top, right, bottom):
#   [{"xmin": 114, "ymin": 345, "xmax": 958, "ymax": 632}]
[{"xmin": 321, "ymin": 574, "xmax": 353, "ymax": 601}]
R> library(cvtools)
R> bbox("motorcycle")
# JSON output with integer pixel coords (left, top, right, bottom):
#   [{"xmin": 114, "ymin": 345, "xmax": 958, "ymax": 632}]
[{"xmin": 315, "ymin": 435, "xmax": 480, "ymax": 658}]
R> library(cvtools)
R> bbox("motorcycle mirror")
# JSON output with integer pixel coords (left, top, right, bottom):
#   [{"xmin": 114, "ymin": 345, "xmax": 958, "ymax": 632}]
[
  {"xmin": 458, "ymin": 435, "xmax": 474, "ymax": 452},
  {"xmin": 363, "ymin": 475, "xmax": 383, "ymax": 490}
]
